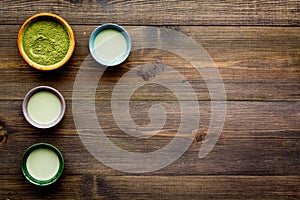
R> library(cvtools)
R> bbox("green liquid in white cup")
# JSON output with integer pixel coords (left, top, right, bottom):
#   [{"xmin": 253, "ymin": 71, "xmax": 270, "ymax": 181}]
[
  {"xmin": 26, "ymin": 148, "xmax": 60, "ymax": 181},
  {"xmin": 94, "ymin": 29, "xmax": 127, "ymax": 63},
  {"xmin": 27, "ymin": 91, "xmax": 61, "ymax": 124}
]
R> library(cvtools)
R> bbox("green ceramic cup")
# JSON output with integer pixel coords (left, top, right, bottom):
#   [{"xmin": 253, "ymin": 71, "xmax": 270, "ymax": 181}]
[{"xmin": 21, "ymin": 143, "xmax": 64, "ymax": 186}]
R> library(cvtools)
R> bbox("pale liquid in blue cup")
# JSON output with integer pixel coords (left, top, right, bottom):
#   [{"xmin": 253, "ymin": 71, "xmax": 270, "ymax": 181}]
[
  {"xmin": 89, "ymin": 24, "xmax": 131, "ymax": 66},
  {"xmin": 94, "ymin": 29, "xmax": 127, "ymax": 63}
]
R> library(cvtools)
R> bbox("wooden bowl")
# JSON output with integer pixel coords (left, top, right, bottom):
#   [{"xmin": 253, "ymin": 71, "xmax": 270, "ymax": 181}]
[{"xmin": 17, "ymin": 13, "xmax": 75, "ymax": 70}]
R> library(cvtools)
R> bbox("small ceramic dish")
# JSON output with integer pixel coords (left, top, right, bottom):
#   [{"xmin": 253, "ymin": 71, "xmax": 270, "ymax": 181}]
[
  {"xmin": 22, "ymin": 86, "xmax": 66, "ymax": 129},
  {"xmin": 21, "ymin": 143, "xmax": 64, "ymax": 186},
  {"xmin": 89, "ymin": 23, "xmax": 131, "ymax": 66},
  {"xmin": 17, "ymin": 13, "xmax": 75, "ymax": 70}
]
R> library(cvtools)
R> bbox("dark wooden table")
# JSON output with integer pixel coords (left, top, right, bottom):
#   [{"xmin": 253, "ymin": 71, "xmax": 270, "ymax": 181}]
[{"xmin": 0, "ymin": 0, "xmax": 299, "ymax": 199}]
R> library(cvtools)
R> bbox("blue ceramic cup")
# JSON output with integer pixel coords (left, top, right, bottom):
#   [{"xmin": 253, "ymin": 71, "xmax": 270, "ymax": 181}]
[{"xmin": 89, "ymin": 23, "xmax": 131, "ymax": 66}]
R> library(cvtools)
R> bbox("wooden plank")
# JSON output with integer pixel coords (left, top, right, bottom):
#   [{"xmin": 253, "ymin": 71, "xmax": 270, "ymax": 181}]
[
  {"xmin": 0, "ymin": 25, "xmax": 299, "ymax": 101},
  {"xmin": 1, "ymin": 100, "xmax": 299, "ymax": 138},
  {"xmin": 0, "ymin": 175, "xmax": 298, "ymax": 199},
  {"xmin": 0, "ymin": 100, "xmax": 299, "ymax": 175},
  {"xmin": 0, "ymin": 175, "xmax": 106, "ymax": 200},
  {"xmin": 102, "ymin": 175, "xmax": 300, "ymax": 200},
  {"xmin": 0, "ymin": 0, "xmax": 299, "ymax": 26}
]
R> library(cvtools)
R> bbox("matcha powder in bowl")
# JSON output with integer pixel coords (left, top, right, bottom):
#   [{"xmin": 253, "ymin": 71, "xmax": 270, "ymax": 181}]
[
  {"xmin": 22, "ymin": 20, "xmax": 69, "ymax": 66},
  {"xmin": 18, "ymin": 13, "xmax": 75, "ymax": 70}
]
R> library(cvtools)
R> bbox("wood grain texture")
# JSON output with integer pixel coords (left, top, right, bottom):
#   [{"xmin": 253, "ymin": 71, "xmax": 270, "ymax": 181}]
[
  {"xmin": 0, "ymin": 175, "xmax": 299, "ymax": 199},
  {"xmin": 0, "ymin": 0, "xmax": 299, "ymax": 199},
  {"xmin": 0, "ymin": 175, "xmax": 102, "ymax": 200},
  {"xmin": 0, "ymin": 0, "xmax": 299, "ymax": 26},
  {"xmin": 103, "ymin": 176, "xmax": 300, "ymax": 200},
  {"xmin": 0, "ymin": 101, "xmax": 299, "ymax": 176},
  {"xmin": 0, "ymin": 25, "xmax": 299, "ymax": 101}
]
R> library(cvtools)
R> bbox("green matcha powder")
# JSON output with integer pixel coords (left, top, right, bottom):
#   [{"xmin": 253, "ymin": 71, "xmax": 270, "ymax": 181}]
[{"xmin": 22, "ymin": 19, "xmax": 70, "ymax": 66}]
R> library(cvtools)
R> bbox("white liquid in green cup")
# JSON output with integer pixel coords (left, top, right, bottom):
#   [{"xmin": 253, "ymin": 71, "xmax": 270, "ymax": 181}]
[
  {"xmin": 93, "ymin": 29, "xmax": 127, "ymax": 63},
  {"xmin": 27, "ymin": 91, "xmax": 61, "ymax": 124},
  {"xmin": 26, "ymin": 148, "xmax": 60, "ymax": 181}
]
